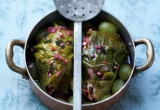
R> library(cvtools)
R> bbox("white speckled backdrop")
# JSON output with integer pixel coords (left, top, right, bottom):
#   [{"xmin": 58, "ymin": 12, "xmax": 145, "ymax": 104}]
[{"xmin": 0, "ymin": 0, "xmax": 159, "ymax": 110}]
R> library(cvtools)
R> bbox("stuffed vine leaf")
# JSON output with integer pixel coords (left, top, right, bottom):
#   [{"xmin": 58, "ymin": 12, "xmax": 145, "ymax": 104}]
[{"xmin": 82, "ymin": 31, "xmax": 128, "ymax": 101}]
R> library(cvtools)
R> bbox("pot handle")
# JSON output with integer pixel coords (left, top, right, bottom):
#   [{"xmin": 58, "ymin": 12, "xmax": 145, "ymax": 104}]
[
  {"xmin": 5, "ymin": 39, "xmax": 29, "ymax": 79},
  {"xmin": 133, "ymin": 38, "xmax": 154, "ymax": 77}
]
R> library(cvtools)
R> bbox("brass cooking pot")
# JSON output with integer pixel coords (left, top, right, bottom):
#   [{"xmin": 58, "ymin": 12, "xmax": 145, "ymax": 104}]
[{"xmin": 5, "ymin": 10, "xmax": 154, "ymax": 110}]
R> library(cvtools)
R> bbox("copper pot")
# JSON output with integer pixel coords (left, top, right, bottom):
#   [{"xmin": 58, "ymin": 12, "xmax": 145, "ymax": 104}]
[{"xmin": 5, "ymin": 10, "xmax": 154, "ymax": 110}]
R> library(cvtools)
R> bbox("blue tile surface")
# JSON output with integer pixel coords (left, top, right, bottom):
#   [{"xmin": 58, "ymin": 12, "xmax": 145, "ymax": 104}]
[{"xmin": 0, "ymin": 0, "xmax": 159, "ymax": 110}]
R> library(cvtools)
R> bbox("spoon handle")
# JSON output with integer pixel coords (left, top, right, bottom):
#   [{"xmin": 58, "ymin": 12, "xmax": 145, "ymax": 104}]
[{"xmin": 73, "ymin": 22, "xmax": 82, "ymax": 110}]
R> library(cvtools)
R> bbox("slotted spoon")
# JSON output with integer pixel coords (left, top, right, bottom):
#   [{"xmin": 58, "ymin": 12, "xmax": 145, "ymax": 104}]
[{"xmin": 54, "ymin": 0, "xmax": 104, "ymax": 110}]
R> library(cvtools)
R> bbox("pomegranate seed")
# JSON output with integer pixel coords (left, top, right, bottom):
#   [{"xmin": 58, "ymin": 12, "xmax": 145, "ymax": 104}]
[
  {"xmin": 97, "ymin": 71, "xmax": 102, "ymax": 76},
  {"xmin": 53, "ymin": 54, "xmax": 59, "ymax": 59}
]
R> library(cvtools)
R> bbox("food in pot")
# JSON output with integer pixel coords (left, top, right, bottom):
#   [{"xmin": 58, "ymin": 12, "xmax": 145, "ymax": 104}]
[
  {"xmin": 98, "ymin": 21, "xmax": 118, "ymax": 33},
  {"xmin": 118, "ymin": 63, "xmax": 131, "ymax": 81},
  {"xmin": 112, "ymin": 79, "xmax": 125, "ymax": 94},
  {"xmin": 81, "ymin": 25, "xmax": 129, "ymax": 102},
  {"xmin": 27, "ymin": 21, "xmax": 131, "ymax": 103},
  {"xmin": 28, "ymin": 22, "xmax": 74, "ymax": 100}
]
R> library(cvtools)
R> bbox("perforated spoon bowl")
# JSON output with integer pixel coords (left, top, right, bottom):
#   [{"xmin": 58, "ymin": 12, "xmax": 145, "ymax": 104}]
[{"xmin": 54, "ymin": 0, "xmax": 104, "ymax": 110}]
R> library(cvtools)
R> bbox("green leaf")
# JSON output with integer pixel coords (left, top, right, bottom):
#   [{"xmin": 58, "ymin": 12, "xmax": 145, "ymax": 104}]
[
  {"xmin": 61, "ymin": 46, "xmax": 73, "ymax": 59},
  {"xmin": 94, "ymin": 71, "xmax": 117, "ymax": 101},
  {"xmin": 56, "ymin": 73, "xmax": 73, "ymax": 93},
  {"xmin": 36, "ymin": 60, "xmax": 50, "ymax": 92},
  {"xmin": 28, "ymin": 61, "xmax": 38, "ymax": 80},
  {"xmin": 114, "ymin": 49, "xmax": 129, "ymax": 65},
  {"xmin": 32, "ymin": 25, "xmax": 74, "ymax": 94},
  {"xmin": 56, "ymin": 60, "xmax": 73, "ymax": 93},
  {"xmin": 82, "ymin": 31, "xmax": 128, "ymax": 101},
  {"xmin": 103, "ymin": 72, "xmax": 114, "ymax": 80}
]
